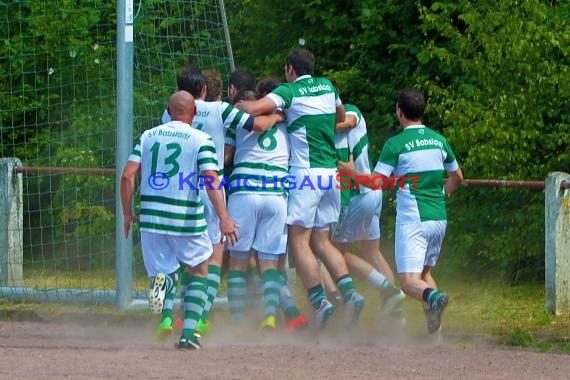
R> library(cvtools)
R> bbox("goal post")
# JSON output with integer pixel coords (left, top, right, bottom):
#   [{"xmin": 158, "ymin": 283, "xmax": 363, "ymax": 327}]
[
  {"xmin": 116, "ymin": 0, "xmax": 135, "ymax": 311},
  {"xmin": 121, "ymin": 0, "xmax": 237, "ymax": 310}
]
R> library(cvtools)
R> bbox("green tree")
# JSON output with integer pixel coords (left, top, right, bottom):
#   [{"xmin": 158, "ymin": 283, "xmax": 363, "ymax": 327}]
[
  {"xmin": 227, "ymin": 0, "xmax": 570, "ymax": 282},
  {"xmin": 0, "ymin": 0, "xmax": 117, "ymax": 269},
  {"xmin": 415, "ymin": 0, "xmax": 569, "ymax": 281}
]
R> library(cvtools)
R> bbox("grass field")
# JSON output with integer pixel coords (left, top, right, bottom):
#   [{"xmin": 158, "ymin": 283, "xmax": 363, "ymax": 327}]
[{"xmin": 399, "ymin": 278, "xmax": 570, "ymax": 353}]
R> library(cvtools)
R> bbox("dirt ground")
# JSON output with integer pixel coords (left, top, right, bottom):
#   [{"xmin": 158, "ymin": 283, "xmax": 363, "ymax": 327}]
[{"xmin": 0, "ymin": 310, "xmax": 568, "ymax": 380}]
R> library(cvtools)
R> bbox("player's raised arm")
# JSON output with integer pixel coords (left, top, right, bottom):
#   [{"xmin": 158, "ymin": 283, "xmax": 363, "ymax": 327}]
[
  {"xmin": 336, "ymin": 113, "xmax": 357, "ymax": 132},
  {"xmin": 247, "ymin": 111, "xmax": 285, "ymax": 133},
  {"xmin": 235, "ymin": 96, "xmax": 277, "ymax": 117}
]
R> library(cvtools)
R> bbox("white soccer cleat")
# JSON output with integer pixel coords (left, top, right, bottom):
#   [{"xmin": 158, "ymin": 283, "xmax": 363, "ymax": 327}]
[
  {"xmin": 148, "ymin": 273, "xmax": 168, "ymax": 314},
  {"xmin": 380, "ymin": 289, "xmax": 406, "ymax": 315},
  {"xmin": 314, "ymin": 298, "xmax": 335, "ymax": 328}
]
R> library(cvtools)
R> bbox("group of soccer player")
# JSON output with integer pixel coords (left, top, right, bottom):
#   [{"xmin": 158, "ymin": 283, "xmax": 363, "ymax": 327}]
[{"xmin": 120, "ymin": 48, "xmax": 464, "ymax": 350}]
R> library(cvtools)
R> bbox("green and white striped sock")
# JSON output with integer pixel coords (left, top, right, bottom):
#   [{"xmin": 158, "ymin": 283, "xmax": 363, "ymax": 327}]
[
  {"xmin": 279, "ymin": 270, "xmax": 300, "ymax": 319},
  {"xmin": 336, "ymin": 275, "xmax": 356, "ymax": 303},
  {"xmin": 261, "ymin": 268, "xmax": 281, "ymax": 318},
  {"xmin": 181, "ymin": 275, "xmax": 208, "ymax": 339},
  {"xmin": 308, "ymin": 284, "xmax": 326, "ymax": 310},
  {"xmin": 179, "ymin": 270, "xmax": 191, "ymax": 315},
  {"xmin": 201, "ymin": 264, "xmax": 221, "ymax": 323},
  {"xmin": 227, "ymin": 270, "xmax": 247, "ymax": 322}
]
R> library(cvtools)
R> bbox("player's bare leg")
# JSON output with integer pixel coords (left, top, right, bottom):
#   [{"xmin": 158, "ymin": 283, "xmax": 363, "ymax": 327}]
[
  {"xmin": 288, "ymin": 225, "xmax": 335, "ymax": 327},
  {"xmin": 400, "ymin": 269, "xmax": 448, "ymax": 334},
  {"xmin": 310, "ymin": 228, "xmax": 365, "ymax": 327},
  {"xmin": 336, "ymin": 241, "xmax": 405, "ymax": 316},
  {"xmin": 360, "ymin": 239, "xmax": 396, "ymax": 285},
  {"xmin": 318, "ymin": 262, "xmax": 341, "ymax": 306}
]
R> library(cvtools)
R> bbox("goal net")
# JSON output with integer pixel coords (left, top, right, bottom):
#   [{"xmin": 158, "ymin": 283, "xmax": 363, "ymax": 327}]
[{"xmin": 0, "ymin": 0, "xmax": 234, "ymax": 305}]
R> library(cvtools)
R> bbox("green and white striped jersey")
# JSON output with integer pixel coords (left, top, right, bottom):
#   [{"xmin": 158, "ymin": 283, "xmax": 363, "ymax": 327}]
[
  {"xmin": 267, "ymin": 75, "xmax": 340, "ymax": 169},
  {"xmin": 335, "ymin": 128, "xmax": 351, "ymax": 207},
  {"xmin": 128, "ymin": 120, "xmax": 218, "ymax": 235},
  {"xmin": 162, "ymin": 100, "xmax": 253, "ymax": 174},
  {"xmin": 374, "ymin": 125, "xmax": 459, "ymax": 223},
  {"xmin": 339, "ymin": 104, "xmax": 373, "ymax": 198},
  {"xmin": 225, "ymin": 121, "xmax": 290, "ymax": 195}
]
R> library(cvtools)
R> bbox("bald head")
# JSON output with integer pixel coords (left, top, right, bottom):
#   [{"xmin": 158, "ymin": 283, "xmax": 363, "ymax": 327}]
[{"xmin": 167, "ymin": 91, "xmax": 196, "ymax": 124}]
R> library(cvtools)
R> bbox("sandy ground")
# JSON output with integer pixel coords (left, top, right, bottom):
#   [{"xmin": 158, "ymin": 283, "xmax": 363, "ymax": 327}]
[{"xmin": 0, "ymin": 310, "xmax": 568, "ymax": 380}]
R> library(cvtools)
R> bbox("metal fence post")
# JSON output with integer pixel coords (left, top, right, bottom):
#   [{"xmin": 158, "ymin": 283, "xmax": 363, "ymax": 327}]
[
  {"xmin": 545, "ymin": 171, "xmax": 570, "ymax": 314},
  {"xmin": 115, "ymin": 0, "xmax": 135, "ymax": 311},
  {"xmin": 0, "ymin": 158, "xmax": 24, "ymax": 286}
]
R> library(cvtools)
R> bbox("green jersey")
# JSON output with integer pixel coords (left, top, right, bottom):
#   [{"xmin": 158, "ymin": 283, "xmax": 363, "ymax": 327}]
[
  {"xmin": 374, "ymin": 125, "xmax": 459, "ymax": 223},
  {"xmin": 341, "ymin": 104, "xmax": 373, "ymax": 198},
  {"xmin": 267, "ymin": 75, "xmax": 341, "ymax": 169},
  {"xmin": 335, "ymin": 129, "xmax": 351, "ymax": 207}
]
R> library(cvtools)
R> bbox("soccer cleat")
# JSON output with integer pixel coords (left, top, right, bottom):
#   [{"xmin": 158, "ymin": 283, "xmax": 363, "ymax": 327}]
[
  {"xmin": 344, "ymin": 291, "xmax": 365, "ymax": 327},
  {"xmin": 195, "ymin": 319, "xmax": 210, "ymax": 335},
  {"xmin": 427, "ymin": 292, "xmax": 449, "ymax": 334},
  {"xmin": 148, "ymin": 273, "xmax": 169, "ymax": 314},
  {"xmin": 258, "ymin": 315, "xmax": 277, "ymax": 333},
  {"xmin": 380, "ymin": 288, "xmax": 406, "ymax": 315},
  {"xmin": 176, "ymin": 335, "xmax": 202, "ymax": 350},
  {"xmin": 284, "ymin": 314, "xmax": 309, "ymax": 331},
  {"xmin": 314, "ymin": 298, "xmax": 335, "ymax": 328},
  {"xmin": 154, "ymin": 316, "xmax": 174, "ymax": 341}
]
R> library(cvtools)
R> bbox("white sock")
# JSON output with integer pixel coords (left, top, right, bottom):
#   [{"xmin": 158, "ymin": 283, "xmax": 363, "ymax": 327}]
[{"xmin": 367, "ymin": 269, "xmax": 391, "ymax": 289}]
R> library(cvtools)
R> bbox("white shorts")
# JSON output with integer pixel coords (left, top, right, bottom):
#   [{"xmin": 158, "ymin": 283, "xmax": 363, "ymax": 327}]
[
  {"xmin": 199, "ymin": 186, "xmax": 226, "ymax": 244},
  {"xmin": 286, "ymin": 167, "xmax": 340, "ymax": 229},
  {"xmin": 332, "ymin": 191, "xmax": 382, "ymax": 243},
  {"xmin": 227, "ymin": 192, "xmax": 288, "ymax": 255},
  {"xmin": 140, "ymin": 231, "xmax": 213, "ymax": 276},
  {"xmin": 394, "ymin": 220, "xmax": 447, "ymax": 273}
]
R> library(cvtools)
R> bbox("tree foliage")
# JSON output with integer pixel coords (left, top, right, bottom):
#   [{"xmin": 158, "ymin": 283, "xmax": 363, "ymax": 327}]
[
  {"xmin": 227, "ymin": 0, "xmax": 570, "ymax": 282},
  {"xmin": 1, "ymin": 0, "xmax": 236, "ymax": 269},
  {"xmin": 415, "ymin": 0, "xmax": 569, "ymax": 281},
  {"xmin": 1, "ymin": 0, "xmax": 567, "ymax": 280},
  {"xmin": 0, "ymin": 0, "xmax": 117, "ymax": 268}
]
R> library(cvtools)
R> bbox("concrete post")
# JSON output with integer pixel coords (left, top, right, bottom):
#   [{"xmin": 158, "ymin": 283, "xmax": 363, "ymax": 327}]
[
  {"xmin": 545, "ymin": 172, "xmax": 570, "ymax": 314},
  {"xmin": 0, "ymin": 158, "xmax": 24, "ymax": 286}
]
